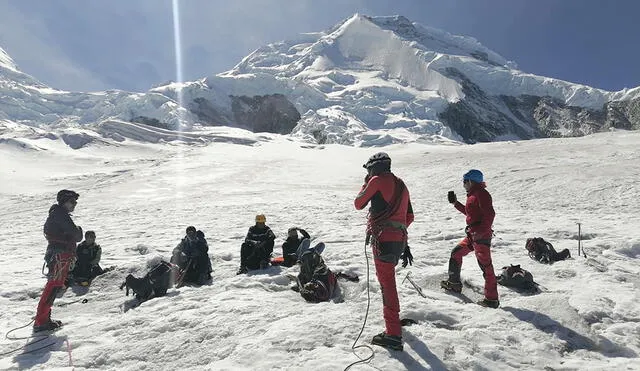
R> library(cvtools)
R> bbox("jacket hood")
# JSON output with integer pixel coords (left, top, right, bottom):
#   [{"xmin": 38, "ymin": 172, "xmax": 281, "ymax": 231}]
[{"xmin": 49, "ymin": 204, "xmax": 67, "ymax": 214}]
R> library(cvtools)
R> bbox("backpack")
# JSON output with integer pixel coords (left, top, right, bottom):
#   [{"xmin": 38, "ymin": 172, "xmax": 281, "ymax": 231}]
[
  {"xmin": 122, "ymin": 261, "xmax": 174, "ymax": 301},
  {"xmin": 525, "ymin": 237, "xmax": 554, "ymax": 264},
  {"xmin": 526, "ymin": 237, "xmax": 571, "ymax": 264},
  {"xmin": 497, "ymin": 264, "xmax": 538, "ymax": 292}
]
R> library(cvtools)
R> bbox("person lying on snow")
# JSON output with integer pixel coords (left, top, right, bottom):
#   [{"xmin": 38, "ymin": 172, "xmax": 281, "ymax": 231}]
[
  {"xmin": 120, "ymin": 259, "xmax": 175, "ymax": 302},
  {"xmin": 291, "ymin": 240, "xmax": 360, "ymax": 302},
  {"xmin": 278, "ymin": 227, "xmax": 310, "ymax": 267},
  {"xmin": 291, "ymin": 240, "xmax": 337, "ymax": 302},
  {"xmin": 171, "ymin": 226, "xmax": 212, "ymax": 285},
  {"xmin": 237, "ymin": 214, "xmax": 276, "ymax": 274},
  {"xmin": 70, "ymin": 230, "xmax": 106, "ymax": 286}
]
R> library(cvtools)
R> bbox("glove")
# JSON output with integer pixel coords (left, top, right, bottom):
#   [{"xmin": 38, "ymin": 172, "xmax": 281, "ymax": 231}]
[
  {"xmin": 400, "ymin": 245, "xmax": 413, "ymax": 268},
  {"xmin": 447, "ymin": 191, "xmax": 457, "ymax": 204}
]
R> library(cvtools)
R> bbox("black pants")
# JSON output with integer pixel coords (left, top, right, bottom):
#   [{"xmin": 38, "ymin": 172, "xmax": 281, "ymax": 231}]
[
  {"xmin": 71, "ymin": 263, "xmax": 104, "ymax": 281},
  {"xmin": 182, "ymin": 255, "xmax": 212, "ymax": 284},
  {"xmin": 551, "ymin": 248, "xmax": 571, "ymax": 262},
  {"xmin": 241, "ymin": 242, "xmax": 270, "ymax": 270}
]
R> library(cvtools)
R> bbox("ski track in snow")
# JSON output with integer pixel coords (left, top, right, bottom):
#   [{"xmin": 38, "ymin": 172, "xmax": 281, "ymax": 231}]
[{"xmin": 1, "ymin": 131, "xmax": 639, "ymax": 370}]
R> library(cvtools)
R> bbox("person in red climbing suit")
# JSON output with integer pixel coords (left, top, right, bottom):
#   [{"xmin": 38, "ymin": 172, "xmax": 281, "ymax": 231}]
[
  {"xmin": 354, "ymin": 152, "xmax": 414, "ymax": 351},
  {"xmin": 441, "ymin": 169, "xmax": 500, "ymax": 308},
  {"xmin": 33, "ymin": 189, "xmax": 83, "ymax": 332}
]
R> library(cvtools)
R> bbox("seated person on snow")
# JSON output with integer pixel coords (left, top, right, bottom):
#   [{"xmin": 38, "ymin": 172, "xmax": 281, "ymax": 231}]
[
  {"xmin": 70, "ymin": 230, "xmax": 105, "ymax": 285},
  {"xmin": 196, "ymin": 230, "xmax": 213, "ymax": 278},
  {"xmin": 279, "ymin": 227, "xmax": 310, "ymax": 267},
  {"xmin": 120, "ymin": 258, "xmax": 175, "ymax": 302},
  {"xmin": 292, "ymin": 239, "xmax": 337, "ymax": 303},
  {"xmin": 237, "ymin": 214, "xmax": 276, "ymax": 274},
  {"xmin": 171, "ymin": 226, "xmax": 212, "ymax": 284}
]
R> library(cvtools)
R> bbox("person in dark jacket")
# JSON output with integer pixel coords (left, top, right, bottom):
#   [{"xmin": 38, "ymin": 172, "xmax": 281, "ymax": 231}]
[
  {"xmin": 237, "ymin": 214, "xmax": 276, "ymax": 274},
  {"xmin": 171, "ymin": 226, "xmax": 211, "ymax": 284},
  {"xmin": 442, "ymin": 169, "xmax": 499, "ymax": 308},
  {"xmin": 281, "ymin": 227, "xmax": 310, "ymax": 267},
  {"xmin": 70, "ymin": 230, "xmax": 104, "ymax": 285},
  {"xmin": 354, "ymin": 152, "xmax": 414, "ymax": 352},
  {"xmin": 34, "ymin": 189, "xmax": 83, "ymax": 332}
]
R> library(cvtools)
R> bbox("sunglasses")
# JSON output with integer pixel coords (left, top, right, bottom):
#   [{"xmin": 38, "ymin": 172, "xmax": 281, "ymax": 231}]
[
  {"xmin": 68, "ymin": 199, "xmax": 78, "ymax": 205},
  {"xmin": 463, "ymin": 179, "xmax": 471, "ymax": 184}
]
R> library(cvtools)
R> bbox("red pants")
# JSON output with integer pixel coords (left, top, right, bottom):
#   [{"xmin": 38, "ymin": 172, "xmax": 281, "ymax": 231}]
[
  {"xmin": 449, "ymin": 237, "xmax": 498, "ymax": 300},
  {"xmin": 35, "ymin": 253, "xmax": 73, "ymax": 326},
  {"xmin": 374, "ymin": 258, "xmax": 401, "ymax": 337}
]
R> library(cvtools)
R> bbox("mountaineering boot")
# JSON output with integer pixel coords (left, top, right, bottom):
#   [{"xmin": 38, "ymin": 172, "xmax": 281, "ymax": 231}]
[
  {"xmin": 259, "ymin": 260, "xmax": 269, "ymax": 269},
  {"xmin": 371, "ymin": 332, "xmax": 403, "ymax": 351},
  {"xmin": 440, "ymin": 280, "xmax": 462, "ymax": 293},
  {"xmin": 477, "ymin": 298, "xmax": 500, "ymax": 308},
  {"xmin": 33, "ymin": 319, "xmax": 62, "ymax": 333},
  {"xmin": 236, "ymin": 266, "xmax": 248, "ymax": 275}
]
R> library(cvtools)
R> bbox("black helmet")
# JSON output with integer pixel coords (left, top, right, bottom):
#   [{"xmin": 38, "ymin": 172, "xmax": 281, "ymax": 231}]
[
  {"xmin": 186, "ymin": 226, "xmax": 196, "ymax": 234},
  {"xmin": 363, "ymin": 152, "xmax": 391, "ymax": 169},
  {"xmin": 57, "ymin": 189, "xmax": 79, "ymax": 204}
]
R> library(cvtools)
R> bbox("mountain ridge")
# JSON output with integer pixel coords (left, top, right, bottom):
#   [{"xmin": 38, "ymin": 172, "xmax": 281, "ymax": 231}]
[{"xmin": 1, "ymin": 14, "xmax": 639, "ymax": 146}]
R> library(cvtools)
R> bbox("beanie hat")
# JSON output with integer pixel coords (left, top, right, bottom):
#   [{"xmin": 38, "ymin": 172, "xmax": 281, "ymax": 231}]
[{"xmin": 463, "ymin": 169, "xmax": 483, "ymax": 183}]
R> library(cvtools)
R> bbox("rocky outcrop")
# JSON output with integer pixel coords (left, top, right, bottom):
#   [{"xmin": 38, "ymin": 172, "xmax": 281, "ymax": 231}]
[
  {"xmin": 187, "ymin": 97, "xmax": 233, "ymax": 126},
  {"xmin": 439, "ymin": 67, "xmax": 640, "ymax": 142},
  {"xmin": 230, "ymin": 94, "xmax": 300, "ymax": 134},
  {"xmin": 177, "ymin": 91, "xmax": 301, "ymax": 135},
  {"xmin": 439, "ymin": 68, "xmax": 536, "ymax": 142}
]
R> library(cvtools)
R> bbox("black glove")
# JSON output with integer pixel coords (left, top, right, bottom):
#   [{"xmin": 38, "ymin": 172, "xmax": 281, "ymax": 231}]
[
  {"xmin": 400, "ymin": 245, "xmax": 413, "ymax": 268},
  {"xmin": 447, "ymin": 191, "xmax": 457, "ymax": 204}
]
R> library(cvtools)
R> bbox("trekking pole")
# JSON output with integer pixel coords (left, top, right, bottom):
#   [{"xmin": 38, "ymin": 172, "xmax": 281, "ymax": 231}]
[
  {"xmin": 175, "ymin": 259, "xmax": 193, "ymax": 288},
  {"xmin": 577, "ymin": 223, "xmax": 581, "ymax": 257}
]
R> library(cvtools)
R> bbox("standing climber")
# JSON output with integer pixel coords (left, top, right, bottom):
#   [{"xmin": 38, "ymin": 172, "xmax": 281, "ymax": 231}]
[{"xmin": 354, "ymin": 152, "xmax": 414, "ymax": 351}]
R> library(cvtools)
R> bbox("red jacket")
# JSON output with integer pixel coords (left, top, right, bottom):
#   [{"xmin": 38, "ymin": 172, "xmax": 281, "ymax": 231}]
[
  {"xmin": 354, "ymin": 172, "xmax": 414, "ymax": 242},
  {"xmin": 454, "ymin": 183, "xmax": 495, "ymax": 240}
]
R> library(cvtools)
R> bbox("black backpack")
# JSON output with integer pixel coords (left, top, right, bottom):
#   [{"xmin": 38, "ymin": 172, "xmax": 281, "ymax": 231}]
[
  {"xmin": 121, "ymin": 261, "xmax": 174, "ymax": 301},
  {"xmin": 526, "ymin": 237, "xmax": 570, "ymax": 264},
  {"xmin": 497, "ymin": 264, "xmax": 538, "ymax": 292}
]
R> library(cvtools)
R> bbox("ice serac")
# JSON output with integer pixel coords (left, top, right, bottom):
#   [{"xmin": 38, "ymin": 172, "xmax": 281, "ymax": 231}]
[{"xmin": 0, "ymin": 47, "xmax": 195, "ymax": 132}]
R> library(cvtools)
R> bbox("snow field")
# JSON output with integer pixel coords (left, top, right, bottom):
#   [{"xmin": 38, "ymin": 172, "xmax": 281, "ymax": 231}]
[{"xmin": 0, "ymin": 130, "xmax": 639, "ymax": 370}]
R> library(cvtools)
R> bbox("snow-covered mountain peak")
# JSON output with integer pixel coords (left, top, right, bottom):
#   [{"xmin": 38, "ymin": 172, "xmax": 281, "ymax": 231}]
[
  {"xmin": 0, "ymin": 46, "xmax": 18, "ymax": 72},
  {"xmin": 365, "ymin": 15, "xmax": 512, "ymax": 67},
  {"xmin": 1, "ymin": 15, "xmax": 639, "ymax": 148}
]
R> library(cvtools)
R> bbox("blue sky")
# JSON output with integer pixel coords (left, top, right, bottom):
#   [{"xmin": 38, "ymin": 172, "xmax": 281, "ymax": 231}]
[{"xmin": 0, "ymin": 0, "xmax": 638, "ymax": 92}]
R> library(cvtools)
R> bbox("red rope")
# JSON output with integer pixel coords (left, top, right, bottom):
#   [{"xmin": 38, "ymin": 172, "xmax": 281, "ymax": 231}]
[{"xmin": 65, "ymin": 338, "xmax": 74, "ymax": 369}]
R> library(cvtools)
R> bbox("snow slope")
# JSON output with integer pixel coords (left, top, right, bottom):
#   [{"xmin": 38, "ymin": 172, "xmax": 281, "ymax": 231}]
[{"xmin": 1, "ymin": 130, "xmax": 639, "ymax": 370}]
